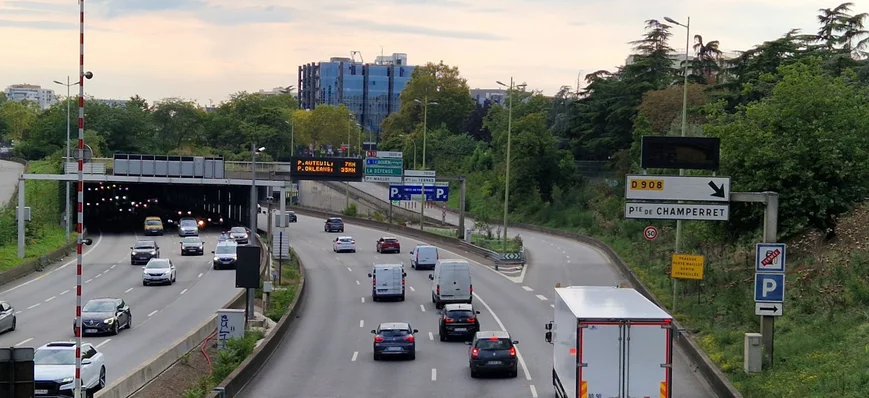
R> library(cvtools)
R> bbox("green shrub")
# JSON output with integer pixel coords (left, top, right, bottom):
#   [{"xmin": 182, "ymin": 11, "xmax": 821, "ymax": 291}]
[{"xmin": 343, "ymin": 203, "xmax": 358, "ymax": 217}]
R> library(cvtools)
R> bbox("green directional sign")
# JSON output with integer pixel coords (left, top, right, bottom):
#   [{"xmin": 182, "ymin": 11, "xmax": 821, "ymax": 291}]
[{"xmin": 364, "ymin": 156, "xmax": 404, "ymax": 182}]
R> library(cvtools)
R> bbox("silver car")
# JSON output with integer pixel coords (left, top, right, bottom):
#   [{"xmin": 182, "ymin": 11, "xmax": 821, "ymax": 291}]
[
  {"xmin": 0, "ymin": 301, "xmax": 16, "ymax": 333},
  {"xmin": 142, "ymin": 258, "xmax": 177, "ymax": 286},
  {"xmin": 177, "ymin": 217, "xmax": 199, "ymax": 237}
]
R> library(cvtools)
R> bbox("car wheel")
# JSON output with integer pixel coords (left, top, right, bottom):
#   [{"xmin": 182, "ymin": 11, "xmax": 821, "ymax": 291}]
[
  {"xmin": 112, "ymin": 322, "xmax": 119, "ymax": 335},
  {"xmin": 373, "ymin": 353, "xmax": 381, "ymax": 361},
  {"xmin": 435, "ymin": 301, "xmax": 443, "ymax": 309},
  {"xmin": 10, "ymin": 316, "xmax": 15, "ymax": 331},
  {"xmin": 439, "ymin": 329, "xmax": 446, "ymax": 342},
  {"xmin": 510, "ymin": 368, "xmax": 518, "ymax": 378},
  {"xmin": 126, "ymin": 314, "xmax": 132, "ymax": 329},
  {"xmin": 352, "ymin": 249, "xmax": 356, "ymax": 253},
  {"xmin": 397, "ymin": 249, "xmax": 400, "ymax": 253},
  {"xmin": 97, "ymin": 366, "xmax": 106, "ymax": 390},
  {"xmin": 142, "ymin": 281, "xmax": 147, "ymax": 286},
  {"xmin": 372, "ymin": 296, "xmax": 378, "ymax": 302},
  {"xmin": 470, "ymin": 369, "xmax": 478, "ymax": 378},
  {"xmin": 399, "ymin": 294, "xmax": 405, "ymax": 301},
  {"xmin": 408, "ymin": 352, "xmax": 416, "ymax": 360}
]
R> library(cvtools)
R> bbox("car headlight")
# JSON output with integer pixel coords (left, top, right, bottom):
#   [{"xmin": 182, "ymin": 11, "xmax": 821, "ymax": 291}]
[
  {"xmin": 130, "ymin": 251, "xmax": 135, "ymax": 256},
  {"xmin": 57, "ymin": 376, "xmax": 74, "ymax": 384},
  {"xmin": 104, "ymin": 318, "xmax": 115, "ymax": 324},
  {"xmin": 150, "ymin": 251, "xmax": 157, "ymax": 255},
  {"xmin": 164, "ymin": 270, "xmax": 171, "ymax": 275},
  {"xmin": 214, "ymin": 257, "xmax": 220, "ymax": 262}
]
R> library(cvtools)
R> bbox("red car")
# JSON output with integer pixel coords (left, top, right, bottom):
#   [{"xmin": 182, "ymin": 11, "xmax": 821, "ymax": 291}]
[{"xmin": 376, "ymin": 237, "xmax": 401, "ymax": 253}]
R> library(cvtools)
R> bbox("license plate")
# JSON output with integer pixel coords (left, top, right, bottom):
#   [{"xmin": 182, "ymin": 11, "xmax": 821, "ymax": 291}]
[
  {"xmin": 487, "ymin": 360, "xmax": 502, "ymax": 365},
  {"xmin": 454, "ymin": 327, "xmax": 467, "ymax": 331},
  {"xmin": 35, "ymin": 389, "xmax": 47, "ymax": 395},
  {"xmin": 386, "ymin": 347, "xmax": 402, "ymax": 351},
  {"xmin": 377, "ymin": 289, "xmax": 388, "ymax": 292},
  {"xmin": 86, "ymin": 329, "xmax": 98, "ymax": 333}
]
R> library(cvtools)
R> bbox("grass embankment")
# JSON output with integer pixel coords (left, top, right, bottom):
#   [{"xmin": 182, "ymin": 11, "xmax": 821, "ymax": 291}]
[
  {"xmin": 426, "ymin": 227, "xmax": 522, "ymax": 253},
  {"xmin": 0, "ymin": 159, "xmax": 67, "ymax": 271},
  {"xmin": 447, "ymin": 174, "xmax": 869, "ymax": 397}
]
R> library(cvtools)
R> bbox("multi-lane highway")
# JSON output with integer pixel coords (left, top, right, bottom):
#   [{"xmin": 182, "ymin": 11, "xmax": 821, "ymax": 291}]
[
  {"xmin": 0, "ymin": 159, "xmax": 24, "ymax": 205},
  {"xmin": 0, "ymin": 229, "xmax": 244, "ymax": 385},
  {"xmin": 240, "ymin": 210, "xmax": 715, "ymax": 398}
]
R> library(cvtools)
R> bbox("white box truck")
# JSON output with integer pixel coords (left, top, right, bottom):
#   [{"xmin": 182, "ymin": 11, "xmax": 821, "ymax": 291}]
[{"xmin": 544, "ymin": 286, "xmax": 674, "ymax": 398}]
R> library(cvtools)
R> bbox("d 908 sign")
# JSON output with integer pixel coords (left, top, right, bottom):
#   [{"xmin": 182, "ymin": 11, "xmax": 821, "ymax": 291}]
[{"xmin": 289, "ymin": 157, "xmax": 364, "ymax": 181}]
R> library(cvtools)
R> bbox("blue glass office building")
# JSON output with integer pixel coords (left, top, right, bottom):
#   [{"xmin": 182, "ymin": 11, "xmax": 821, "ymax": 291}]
[{"xmin": 298, "ymin": 53, "xmax": 415, "ymax": 141}]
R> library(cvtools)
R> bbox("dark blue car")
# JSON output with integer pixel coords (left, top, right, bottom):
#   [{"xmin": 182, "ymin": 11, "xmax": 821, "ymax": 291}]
[{"xmin": 372, "ymin": 322, "xmax": 418, "ymax": 360}]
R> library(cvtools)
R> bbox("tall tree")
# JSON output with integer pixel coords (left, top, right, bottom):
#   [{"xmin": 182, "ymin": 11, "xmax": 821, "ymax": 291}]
[
  {"xmin": 691, "ymin": 35, "xmax": 723, "ymax": 83},
  {"xmin": 0, "ymin": 100, "xmax": 39, "ymax": 142}
]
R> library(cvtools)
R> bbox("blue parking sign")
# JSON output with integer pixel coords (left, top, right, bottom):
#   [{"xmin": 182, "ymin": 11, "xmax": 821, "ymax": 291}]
[{"xmin": 754, "ymin": 273, "xmax": 785, "ymax": 303}]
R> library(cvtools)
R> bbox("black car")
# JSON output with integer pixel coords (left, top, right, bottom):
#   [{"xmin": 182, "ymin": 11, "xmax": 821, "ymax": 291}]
[
  {"xmin": 466, "ymin": 331, "xmax": 519, "ymax": 378},
  {"xmin": 228, "ymin": 227, "xmax": 249, "ymax": 244},
  {"xmin": 325, "ymin": 217, "xmax": 344, "ymax": 232},
  {"xmin": 288, "ymin": 211, "xmax": 297, "ymax": 222},
  {"xmin": 439, "ymin": 303, "xmax": 480, "ymax": 341},
  {"xmin": 372, "ymin": 322, "xmax": 418, "ymax": 360},
  {"xmin": 75, "ymin": 297, "xmax": 132, "ymax": 336},
  {"xmin": 130, "ymin": 240, "xmax": 160, "ymax": 265},
  {"xmin": 180, "ymin": 237, "xmax": 204, "ymax": 255}
]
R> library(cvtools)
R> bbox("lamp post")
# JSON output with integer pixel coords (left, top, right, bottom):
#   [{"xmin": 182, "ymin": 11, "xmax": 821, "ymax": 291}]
[
  {"xmin": 249, "ymin": 144, "xmax": 264, "ymax": 323},
  {"xmin": 413, "ymin": 98, "xmax": 438, "ymax": 230},
  {"xmin": 400, "ymin": 134, "xmax": 417, "ymax": 169},
  {"xmin": 664, "ymin": 15, "xmax": 691, "ymax": 313},
  {"xmin": 495, "ymin": 79, "xmax": 515, "ymax": 252},
  {"xmin": 53, "ymin": 77, "xmax": 80, "ymax": 243}
]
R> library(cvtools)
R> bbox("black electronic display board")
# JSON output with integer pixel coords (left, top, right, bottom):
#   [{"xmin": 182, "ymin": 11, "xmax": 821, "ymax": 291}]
[
  {"xmin": 288, "ymin": 157, "xmax": 364, "ymax": 181},
  {"xmin": 641, "ymin": 136, "xmax": 720, "ymax": 171}
]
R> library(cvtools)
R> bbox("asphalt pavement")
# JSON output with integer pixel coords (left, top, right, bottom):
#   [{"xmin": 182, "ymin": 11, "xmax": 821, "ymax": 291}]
[
  {"xmin": 240, "ymin": 210, "xmax": 714, "ymax": 398},
  {"xmin": 0, "ymin": 228, "xmax": 244, "ymax": 386},
  {"xmin": 0, "ymin": 159, "xmax": 24, "ymax": 206}
]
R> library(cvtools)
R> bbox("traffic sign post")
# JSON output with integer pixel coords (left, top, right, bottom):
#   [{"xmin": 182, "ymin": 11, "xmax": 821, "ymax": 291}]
[
  {"xmin": 644, "ymin": 226, "xmax": 658, "ymax": 264},
  {"xmin": 364, "ymin": 152, "xmax": 404, "ymax": 183},
  {"xmin": 755, "ymin": 243, "xmax": 786, "ymax": 273},
  {"xmin": 625, "ymin": 175, "xmax": 730, "ymax": 202},
  {"xmin": 754, "ymin": 273, "xmax": 785, "ymax": 302}
]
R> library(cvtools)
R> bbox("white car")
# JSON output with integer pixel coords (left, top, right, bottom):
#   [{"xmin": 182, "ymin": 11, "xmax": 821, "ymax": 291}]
[
  {"xmin": 34, "ymin": 341, "xmax": 106, "ymax": 396},
  {"xmin": 333, "ymin": 236, "xmax": 356, "ymax": 253},
  {"xmin": 142, "ymin": 258, "xmax": 177, "ymax": 286}
]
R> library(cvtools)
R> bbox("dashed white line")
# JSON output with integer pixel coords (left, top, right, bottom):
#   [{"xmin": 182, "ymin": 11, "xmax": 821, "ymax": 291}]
[
  {"xmin": 148, "ymin": 310, "xmax": 159, "ymax": 317},
  {"xmin": 351, "ymin": 351, "xmax": 358, "ymax": 362},
  {"xmin": 15, "ymin": 338, "xmax": 32, "ymax": 347},
  {"xmin": 60, "ymin": 289, "xmax": 69, "ymax": 295},
  {"xmin": 95, "ymin": 273, "xmax": 102, "ymax": 278},
  {"xmin": 85, "ymin": 279, "xmax": 93, "ymax": 283},
  {"xmin": 103, "ymin": 269, "xmax": 110, "ymax": 274},
  {"xmin": 409, "ymin": 286, "xmax": 415, "ymax": 292},
  {"xmin": 124, "ymin": 288, "xmax": 133, "ymax": 293},
  {"xmin": 419, "ymin": 304, "xmax": 425, "ymax": 312},
  {"xmin": 14, "ymin": 311, "xmax": 21, "ymax": 315},
  {"xmin": 551, "ymin": 304, "xmax": 555, "ymax": 308},
  {"xmin": 110, "ymin": 264, "xmax": 116, "ymax": 269},
  {"xmin": 473, "ymin": 293, "xmax": 533, "ymax": 381},
  {"xmin": 180, "ymin": 289, "xmax": 188, "ymax": 295},
  {"xmin": 536, "ymin": 295, "xmax": 548, "ymax": 301},
  {"xmin": 45, "ymin": 296, "xmax": 56, "ymax": 302},
  {"xmin": 428, "ymin": 332, "xmax": 434, "ymax": 340},
  {"xmin": 522, "ymin": 286, "xmax": 533, "ymax": 292},
  {"xmin": 361, "ymin": 297, "xmax": 365, "ymax": 303},
  {"xmin": 359, "ymin": 320, "xmax": 364, "ymax": 328},
  {"xmin": 27, "ymin": 303, "xmax": 40, "ymax": 310},
  {"xmin": 95, "ymin": 339, "xmax": 111, "ymax": 349},
  {"xmin": 198, "ymin": 273, "xmax": 203, "ymax": 278},
  {"xmin": 356, "ymin": 280, "xmax": 360, "ymax": 285},
  {"xmin": 347, "ymin": 267, "xmax": 352, "ymax": 272},
  {"xmin": 431, "ymin": 368, "xmax": 437, "ymax": 381},
  {"xmin": 530, "ymin": 384, "xmax": 538, "ymax": 397}
]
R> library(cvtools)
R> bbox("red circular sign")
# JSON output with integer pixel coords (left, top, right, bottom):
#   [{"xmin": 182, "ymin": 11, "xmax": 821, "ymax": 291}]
[{"xmin": 643, "ymin": 226, "xmax": 659, "ymax": 241}]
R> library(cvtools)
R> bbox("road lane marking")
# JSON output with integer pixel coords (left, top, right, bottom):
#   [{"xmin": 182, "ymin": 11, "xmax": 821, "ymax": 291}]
[
  {"xmin": 198, "ymin": 273, "xmax": 203, "ymax": 278},
  {"xmin": 95, "ymin": 339, "xmax": 111, "ymax": 348},
  {"xmin": 124, "ymin": 288, "xmax": 133, "ymax": 293},
  {"xmin": 45, "ymin": 296, "xmax": 56, "ymax": 302},
  {"xmin": 419, "ymin": 304, "xmax": 425, "ymax": 312},
  {"xmin": 180, "ymin": 289, "xmax": 188, "ymax": 295},
  {"xmin": 473, "ymin": 292, "xmax": 533, "ymax": 381},
  {"xmin": 347, "ymin": 267, "xmax": 352, "ymax": 272},
  {"xmin": 15, "ymin": 338, "xmax": 32, "ymax": 347},
  {"xmin": 61, "ymin": 290, "xmax": 69, "ymax": 295},
  {"xmin": 351, "ymin": 351, "xmax": 358, "ymax": 362},
  {"xmin": 148, "ymin": 310, "xmax": 158, "ymax": 317},
  {"xmin": 522, "ymin": 286, "xmax": 533, "ymax": 292},
  {"xmin": 27, "ymin": 303, "xmax": 40, "ymax": 310},
  {"xmin": 85, "ymin": 279, "xmax": 93, "ymax": 283},
  {"xmin": 110, "ymin": 264, "xmax": 116, "ymax": 269},
  {"xmin": 359, "ymin": 320, "xmax": 364, "ymax": 328},
  {"xmin": 95, "ymin": 274, "xmax": 102, "ymax": 278},
  {"xmin": 0, "ymin": 232, "xmax": 104, "ymax": 295},
  {"xmin": 530, "ymin": 385, "xmax": 538, "ymax": 397},
  {"xmin": 431, "ymin": 368, "xmax": 437, "ymax": 381},
  {"xmin": 551, "ymin": 304, "xmax": 555, "ymax": 308},
  {"xmin": 361, "ymin": 297, "xmax": 365, "ymax": 303},
  {"xmin": 356, "ymin": 280, "xmax": 360, "ymax": 285},
  {"xmin": 14, "ymin": 311, "xmax": 21, "ymax": 315},
  {"xmin": 428, "ymin": 332, "xmax": 434, "ymax": 340},
  {"xmin": 409, "ymin": 286, "xmax": 415, "ymax": 292},
  {"xmin": 536, "ymin": 295, "xmax": 548, "ymax": 301}
]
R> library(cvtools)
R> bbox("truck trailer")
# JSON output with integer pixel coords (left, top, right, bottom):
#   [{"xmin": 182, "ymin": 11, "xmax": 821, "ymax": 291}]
[{"xmin": 544, "ymin": 286, "xmax": 674, "ymax": 398}]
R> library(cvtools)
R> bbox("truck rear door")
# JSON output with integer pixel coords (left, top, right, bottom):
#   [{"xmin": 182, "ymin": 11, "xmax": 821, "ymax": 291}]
[
  {"xmin": 578, "ymin": 322, "xmax": 622, "ymax": 398},
  {"xmin": 625, "ymin": 321, "xmax": 672, "ymax": 398}
]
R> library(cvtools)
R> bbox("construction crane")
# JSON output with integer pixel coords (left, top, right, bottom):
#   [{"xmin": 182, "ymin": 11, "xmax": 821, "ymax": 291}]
[{"xmin": 350, "ymin": 51, "xmax": 364, "ymax": 63}]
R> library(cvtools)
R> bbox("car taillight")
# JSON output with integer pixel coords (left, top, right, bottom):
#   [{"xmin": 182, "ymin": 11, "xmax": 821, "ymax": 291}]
[
  {"xmin": 351, "ymin": 241, "xmax": 355, "ymax": 244},
  {"xmin": 436, "ymin": 284, "xmax": 440, "ymax": 295},
  {"xmin": 402, "ymin": 278, "xmax": 406, "ymax": 285},
  {"xmin": 374, "ymin": 336, "xmax": 384, "ymax": 342},
  {"xmin": 509, "ymin": 347, "xmax": 516, "ymax": 357},
  {"xmin": 405, "ymin": 335, "xmax": 414, "ymax": 342},
  {"xmin": 372, "ymin": 278, "xmax": 376, "ymax": 285},
  {"xmin": 467, "ymin": 317, "xmax": 475, "ymax": 323},
  {"xmin": 444, "ymin": 317, "xmax": 454, "ymax": 323},
  {"xmin": 470, "ymin": 284, "xmax": 473, "ymax": 294},
  {"xmin": 471, "ymin": 348, "xmax": 479, "ymax": 358}
]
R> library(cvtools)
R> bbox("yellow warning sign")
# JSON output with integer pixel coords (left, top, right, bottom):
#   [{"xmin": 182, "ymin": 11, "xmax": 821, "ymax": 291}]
[{"xmin": 671, "ymin": 254, "xmax": 704, "ymax": 280}]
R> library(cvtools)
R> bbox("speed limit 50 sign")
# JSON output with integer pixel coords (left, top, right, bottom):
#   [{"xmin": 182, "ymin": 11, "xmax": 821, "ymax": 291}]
[{"xmin": 643, "ymin": 226, "xmax": 659, "ymax": 241}]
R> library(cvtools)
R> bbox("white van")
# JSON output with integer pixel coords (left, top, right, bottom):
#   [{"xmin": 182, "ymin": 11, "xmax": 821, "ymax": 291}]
[
  {"xmin": 428, "ymin": 260, "xmax": 472, "ymax": 309},
  {"xmin": 410, "ymin": 244, "xmax": 439, "ymax": 270},
  {"xmin": 368, "ymin": 264, "xmax": 407, "ymax": 302}
]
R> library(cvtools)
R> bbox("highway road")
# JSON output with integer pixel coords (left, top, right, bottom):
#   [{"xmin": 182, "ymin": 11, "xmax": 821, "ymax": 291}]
[
  {"xmin": 240, "ymin": 211, "xmax": 714, "ymax": 398},
  {"xmin": 0, "ymin": 159, "xmax": 24, "ymax": 206},
  {"xmin": 0, "ymin": 229, "xmax": 244, "ymax": 386}
]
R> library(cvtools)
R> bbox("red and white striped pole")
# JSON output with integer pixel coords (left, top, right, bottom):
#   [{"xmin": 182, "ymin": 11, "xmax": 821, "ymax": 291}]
[{"xmin": 74, "ymin": 1, "xmax": 85, "ymax": 397}]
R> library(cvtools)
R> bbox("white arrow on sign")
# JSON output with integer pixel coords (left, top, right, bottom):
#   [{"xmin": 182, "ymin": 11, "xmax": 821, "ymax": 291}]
[
  {"xmin": 754, "ymin": 302, "xmax": 783, "ymax": 317},
  {"xmin": 625, "ymin": 175, "xmax": 730, "ymax": 202}
]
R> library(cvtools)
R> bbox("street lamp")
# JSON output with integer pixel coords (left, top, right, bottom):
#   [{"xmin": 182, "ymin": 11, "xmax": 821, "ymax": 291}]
[
  {"xmin": 251, "ymin": 145, "xmax": 265, "ymax": 233},
  {"xmin": 54, "ymin": 76, "xmax": 83, "ymax": 243},
  {"xmin": 399, "ymin": 134, "xmax": 417, "ymax": 169},
  {"xmin": 413, "ymin": 98, "xmax": 438, "ymax": 231},
  {"xmin": 495, "ymin": 79, "xmax": 516, "ymax": 252}
]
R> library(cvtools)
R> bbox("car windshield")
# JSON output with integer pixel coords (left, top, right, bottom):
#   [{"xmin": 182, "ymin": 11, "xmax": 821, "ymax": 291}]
[
  {"xmin": 328, "ymin": 218, "xmax": 342, "ymax": 223},
  {"xmin": 339, "ymin": 238, "xmax": 353, "ymax": 242},
  {"xmin": 183, "ymin": 238, "xmax": 201, "ymax": 244},
  {"xmin": 146, "ymin": 260, "xmax": 170, "ymax": 269},
  {"xmin": 230, "ymin": 227, "xmax": 246, "ymax": 234},
  {"xmin": 35, "ymin": 349, "xmax": 76, "ymax": 365},
  {"xmin": 380, "ymin": 329, "xmax": 410, "ymax": 337},
  {"xmin": 134, "ymin": 242, "xmax": 155, "ymax": 249},
  {"xmin": 446, "ymin": 310, "xmax": 475, "ymax": 318},
  {"xmin": 216, "ymin": 246, "xmax": 235, "ymax": 255},
  {"xmin": 476, "ymin": 339, "xmax": 511, "ymax": 350},
  {"xmin": 180, "ymin": 219, "xmax": 196, "ymax": 226},
  {"xmin": 145, "ymin": 220, "xmax": 161, "ymax": 226},
  {"xmin": 83, "ymin": 300, "xmax": 116, "ymax": 312}
]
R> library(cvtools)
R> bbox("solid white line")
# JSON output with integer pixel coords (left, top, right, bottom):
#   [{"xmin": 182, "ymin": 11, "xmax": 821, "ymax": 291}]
[
  {"xmin": 473, "ymin": 292, "xmax": 533, "ymax": 381},
  {"xmin": 431, "ymin": 368, "xmax": 437, "ymax": 381},
  {"xmin": 419, "ymin": 304, "xmax": 425, "ymax": 312},
  {"xmin": 124, "ymin": 288, "xmax": 133, "ymax": 293},
  {"xmin": 198, "ymin": 273, "xmax": 203, "ymax": 278},
  {"xmin": 27, "ymin": 303, "xmax": 40, "ymax": 310},
  {"xmin": 536, "ymin": 295, "xmax": 548, "ymax": 301},
  {"xmin": 356, "ymin": 280, "xmax": 360, "ymax": 285},
  {"xmin": 359, "ymin": 320, "xmax": 364, "ymax": 328},
  {"xmin": 85, "ymin": 279, "xmax": 93, "ymax": 283},
  {"xmin": 361, "ymin": 297, "xmax": 365, "ymax": 303},
  {"xmin": 409, "ymin": 286, "xmax": 415, "ymax": 292},
  {"xmin": 60, "ymin": 290, "xmax": 69, "ymax": 295},
  {"xmin": 0, "ymin": 232, "xmax": 104, "ymax": 295},
  {"xmin": 14, "ymin": 338, "xmax": 32, "ymax": 347},
  {"xmin": 522, "ymin": 286, "xmax": 533, "ymax": 291},
  {"xmin": 148, "ymin": 310, "xmax": 159, "ymax": 317},
  {"xmin": 180, "ymin": 288, "xmax": 188, "ymax": 295},
  {"xmin": 45, "ymin": 296, "xmax": 56, "ymax": 302},
  {"xmin": 110, "ymin": 264, "xmax": 116, "ymax": 269},
  {"xmin": 95, "ymin": 339, "xmax": 111, "ymax": 349},
  {"xmin": 351, "ymin": 351, "xmax": 358, "ymax": 362},
  {"xmin": 347, "ymin": 267, "xmax": 352, "ymax": 272},
  {"xmin": 530, "ymin": 384, "xmax": 538, "ymax": 398}
]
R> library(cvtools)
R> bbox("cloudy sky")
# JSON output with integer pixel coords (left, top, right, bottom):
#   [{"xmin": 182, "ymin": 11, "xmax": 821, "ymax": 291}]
[{"xmin": 0, "ymin": 0, "xmax": 852, "ymax": 104}]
